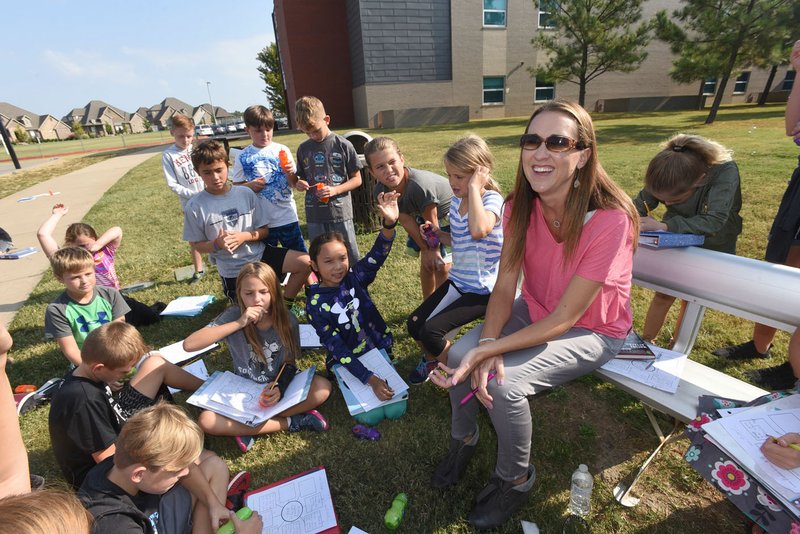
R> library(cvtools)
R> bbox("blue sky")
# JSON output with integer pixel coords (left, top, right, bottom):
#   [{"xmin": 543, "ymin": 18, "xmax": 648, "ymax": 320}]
[{"xmin": 3, "ymin": 1, "xmax": 276, "ymax": 117}]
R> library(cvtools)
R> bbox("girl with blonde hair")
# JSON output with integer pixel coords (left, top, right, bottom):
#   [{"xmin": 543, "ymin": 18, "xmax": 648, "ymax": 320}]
[{"xmin": 184, "ymin": 262, "xmax": 332, "ymax": 452}]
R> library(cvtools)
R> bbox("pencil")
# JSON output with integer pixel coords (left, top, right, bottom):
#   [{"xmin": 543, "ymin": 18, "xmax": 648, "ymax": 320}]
[
  {"xmin": 643, "ymin": 200, "xmax": 652, "ymax": 218},
  {"xmin": 770, "ymin": 435, "xmax": 800, "ymax": 452},
  {"xmin": 268, "ymin": 362, "xmax": 287, "ymax": 393},
  {"xmin": 459, "ymin": 372, "xmax": 496, "ymax": 406}
]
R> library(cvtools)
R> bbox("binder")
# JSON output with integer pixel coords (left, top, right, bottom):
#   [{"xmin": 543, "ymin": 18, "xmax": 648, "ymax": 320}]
[
  {"xmin": 639, "ymin": 231, "xmax": 704, "ymax": 249},
  {"xmin": 186, "ymin": 366, "xmax": 315, "ymax": 427}
]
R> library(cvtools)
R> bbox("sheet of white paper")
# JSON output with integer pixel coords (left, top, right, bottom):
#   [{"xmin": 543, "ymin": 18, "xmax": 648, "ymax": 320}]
[
  {"xmin": 168, "ymin": 360, "xmax": 209, "ymax": 394},
  {"xmin": 246, "ymin": 468, "xmax": 338, "ymax": 533},
  {"xmin": 717, "ymin": 407, "xmax": 753, "ymax": 418},
  {"xmin": 157, "ymin": 341, "xmax": 218, "ymax": 365},
  {"xmin": 336, "ymin": 348, "xmax": 409, "ymax": 412},
  {"xmin": 348, "ymin": 528, "xmax": 369, "ymax": 534},
  {"xmin": 160, "ymin": 295, "xmax": 214, "ymax": 316},
  {"xmin": 300, "ymin": 324, "xmax": 322, "ymax": 348},
  {"xmin": 189, "ymin": 368, "xmax": 314, "ymax": 426},
  {"xmin": 600, "ymin": 343, "xmax": 688, "ymax": 393},
  {"xmin": 704, "ymin": 395, "xmax": 800, "ymax": 495}
]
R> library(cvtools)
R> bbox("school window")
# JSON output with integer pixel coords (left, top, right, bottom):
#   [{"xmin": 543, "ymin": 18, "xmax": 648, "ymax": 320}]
[
  {"xmin": 483, "ymin": 0, "xmax": 507, "ymax": 27},
  {"xmin": 483, "ymin": 77, "xmax": 505, "ymax": 105},
  {"xmin": 733, "ymin": 72, "xmax": 750, "ymax": 94},
  {"xmin": 783, "ymin": 71, "xmax": 796, "ymax": 91},
  {"xmin": 534, "ymin": 79, "xmax": 555, "ymax": 102},
  {"xmin": 702, "ymin": 78, "xmax": 717, "ymax": 96},
  {"xmin": 538, "ymin": 0, "xmax": 557, "ymax": 29}
]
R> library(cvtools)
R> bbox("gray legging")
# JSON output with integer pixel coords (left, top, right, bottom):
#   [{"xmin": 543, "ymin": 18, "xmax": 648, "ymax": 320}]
[{"xmin": 446, "ymin": 297, "xmax": 624, "ymax": 481}]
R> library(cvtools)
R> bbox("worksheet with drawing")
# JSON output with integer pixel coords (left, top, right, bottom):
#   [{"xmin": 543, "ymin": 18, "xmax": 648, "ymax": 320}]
[{"xmin": 245, "ymin": 468, "xmax": 337, "ymax": 533}]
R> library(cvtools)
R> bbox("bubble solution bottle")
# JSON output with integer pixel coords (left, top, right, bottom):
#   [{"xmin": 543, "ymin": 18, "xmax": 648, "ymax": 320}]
[
  {"xmin": 568, "ymin": 464, "xmax": 593, "ymax": 518},
  {"xmin": 384, "ymin": 493, "xmax": 408, "ymax": 530}
]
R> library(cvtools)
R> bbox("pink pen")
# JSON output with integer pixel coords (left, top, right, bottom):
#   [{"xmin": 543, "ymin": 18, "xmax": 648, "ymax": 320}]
[{"xmin": 459, "ymin": 372, "xmax": 496, "ymax": 406}]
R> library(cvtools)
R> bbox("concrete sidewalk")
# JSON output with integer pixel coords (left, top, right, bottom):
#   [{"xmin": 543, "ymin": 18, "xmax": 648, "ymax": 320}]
[{"xmin": 0, "ymin": 145, "xmax": 164, "ymax": 327}]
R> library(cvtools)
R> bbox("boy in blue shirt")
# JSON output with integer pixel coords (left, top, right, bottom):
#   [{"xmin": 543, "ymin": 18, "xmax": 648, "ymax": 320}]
[{"xmin": 294, "ymin": 96, "xmax": 362, "ymax": 263}]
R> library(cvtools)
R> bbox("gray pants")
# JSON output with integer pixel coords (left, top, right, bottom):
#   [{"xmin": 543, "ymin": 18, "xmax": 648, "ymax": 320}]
[
  {"xmin": 447, "ymin": 297, "xmax": 624, "ymax": 481},
  {"xmin": 307, "ymin": 219, "xmax": 361, "ymax": 263}
]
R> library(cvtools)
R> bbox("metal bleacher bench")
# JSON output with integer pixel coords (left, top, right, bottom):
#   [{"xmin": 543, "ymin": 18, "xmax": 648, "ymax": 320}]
[{"xmin": 597, "ymin": 245, "xmax": 800, "ymax": 506}]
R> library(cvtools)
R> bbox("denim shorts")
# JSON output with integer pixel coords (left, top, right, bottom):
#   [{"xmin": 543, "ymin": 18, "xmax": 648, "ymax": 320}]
[{"xmin": 263, "ymin": 221, "xmax": 307, "ymax": 252}]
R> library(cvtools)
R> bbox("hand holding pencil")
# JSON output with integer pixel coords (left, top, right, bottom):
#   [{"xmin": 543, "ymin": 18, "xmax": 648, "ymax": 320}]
[
  {"xmin": 259, "ymin": 362, "xmax": 287, "ymax": 407},
  {"xmin": 762, "ymin": 432, "xmax": 800, "ymax": 470}
]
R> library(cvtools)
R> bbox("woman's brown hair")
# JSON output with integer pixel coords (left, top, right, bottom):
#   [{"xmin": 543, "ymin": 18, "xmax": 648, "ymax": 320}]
[{"xmin": 505, "ymin": 99, "xmax": 638, "ymax": 266}]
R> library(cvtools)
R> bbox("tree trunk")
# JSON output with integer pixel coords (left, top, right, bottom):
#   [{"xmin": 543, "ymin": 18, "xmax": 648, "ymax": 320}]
[
  {"xmin": 697, "ymin": 82, "xmax": 706, "ymax": 110},
  {"xmin": 757, "ymin": 65, "xmax": 778, "ymax": 106},
  {"xmin": 705, "ymin": 0, "xmax": 756, "ymax": 124}
]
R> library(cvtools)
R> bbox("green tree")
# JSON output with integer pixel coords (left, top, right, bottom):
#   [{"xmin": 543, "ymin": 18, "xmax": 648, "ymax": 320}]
[
  {"xmin": 531, "ymin": 0, "xmax": 655, "ymax": 107},
  {"xmin": 143, "ymin": 118, "xmax": 152, "ymax": 132},
  {"xmin": 256, "ymin": 43, "xmax": 286, "ymax": 114},
  {"xmin": 104, "ymin": 123, "xmax": 113, "ymax": 135},
  {"xmin": 14, "ymin": 127, "xmax": 29, "ymax": 143},
  {"xmin": 71, "ymin": 121, "xmax": 85, "ymax": 137},
  {"xmin": 657, "ymin": 0, "xmax": 793, "ymax": 123}
]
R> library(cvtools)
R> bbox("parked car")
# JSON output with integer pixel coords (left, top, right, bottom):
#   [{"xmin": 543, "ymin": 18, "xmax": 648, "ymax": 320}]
[
  {"xmin": 212, "ymin": 124, "xmax": 226, "ymax": 135},
  {"xmin": 195, "ymin": 124, "xmax": 213, "ymax": 136},
  {"xmin": 226, "ymin": 123, "xmax": 238, "ymax": 133},
  {"xmin": 236, "ymin": 121, "xmax": 246, "ymax": 131},
  {"xmin": 275, "ymin": 116, "xmax": 289, "ymax": 130}
]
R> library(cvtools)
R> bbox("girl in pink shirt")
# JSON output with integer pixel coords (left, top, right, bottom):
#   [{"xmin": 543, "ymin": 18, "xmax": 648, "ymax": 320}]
[{"xmin": 430, "ymin": 100, "xmax": 638, "ymax": 530}]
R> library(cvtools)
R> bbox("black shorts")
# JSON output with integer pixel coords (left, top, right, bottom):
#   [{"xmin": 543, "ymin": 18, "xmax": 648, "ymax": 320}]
[
  {"xmin": 221, "ymin": 245, "xmax": 290, "ymax": 302},
  {"xmin": 118, "ymin": 383, "xmax": 157, "ymax": 420}
]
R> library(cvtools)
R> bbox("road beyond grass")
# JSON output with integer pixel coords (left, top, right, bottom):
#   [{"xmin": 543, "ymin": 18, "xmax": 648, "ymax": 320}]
[{"xmin": 7, "ymin": 104, "xmax": 794, "ymax": 533}]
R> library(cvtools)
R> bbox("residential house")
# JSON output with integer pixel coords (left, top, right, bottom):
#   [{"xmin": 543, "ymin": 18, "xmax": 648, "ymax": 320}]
[
  {"xmin": 148, "ymin": 97, "xmax": 194, "ymax": 130},
  {"xmin": 125, "ymin": 112, "xmax": 147, "ymax": 134},
  {"xmin": 0, "ymin": 102, "xmax": 72, "ymax": 141},
  {"xmin": 273, "ymin": 0, "xmax": 795, "ymax": 128},
  {"xmin": 64, "ymin": 100, "xmax": 129, "ymax": 136}
]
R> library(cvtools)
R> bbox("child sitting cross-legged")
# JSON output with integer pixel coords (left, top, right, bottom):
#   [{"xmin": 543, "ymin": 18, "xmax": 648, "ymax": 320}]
[
  {"xmin": 305, "ymin": 191, "xmax": 406, "ymax": 424},
  {"xmin": 183, "ymin": 261, "xmax": 332, "ymax": 453},
  {"xmin": 79, "ymin": 402, "xmax": 263, "ymax": 534},
  {"xmin": 48, "ymin": 322, "xmax": 205, "ymax": 490}
]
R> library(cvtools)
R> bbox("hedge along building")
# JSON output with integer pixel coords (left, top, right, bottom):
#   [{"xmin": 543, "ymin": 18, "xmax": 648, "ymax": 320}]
[{"xmin": 272, "ymin": 0, "xmax": 796, "ymax": 129}]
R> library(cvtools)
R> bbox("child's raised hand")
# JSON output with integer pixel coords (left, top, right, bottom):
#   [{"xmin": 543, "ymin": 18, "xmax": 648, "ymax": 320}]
[
  {"xmin": 238, "ymin": 306, "xmax": 264, "ymax": 327},
  {"xmin": 259, "ymin": 383, "xmax": 281, "ymax": 407},
  {"xmin": 791, "ymin": 40, "xmax": 800, "ymax": 72},
  {"xmin": 52, "ymin": 203, "xmax": 68, "ymax": 216},
  {"xmin": 376, "ymin": 191, "xmax": 400, "ymax": 224},
  {"xmin": 468, "ymin": 165, "xmax": 490, "ymax": 191}
]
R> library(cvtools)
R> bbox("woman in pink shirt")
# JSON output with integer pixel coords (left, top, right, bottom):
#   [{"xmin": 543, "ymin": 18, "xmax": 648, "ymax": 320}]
[{"xmin": 430, "ymin": 100, "xmax": 638, "ymax": 530}]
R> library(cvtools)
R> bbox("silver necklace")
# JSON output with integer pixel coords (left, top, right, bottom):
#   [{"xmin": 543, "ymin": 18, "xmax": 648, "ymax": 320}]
[{"xmin": 552, "ymin": 219, "xmax": 561, "ymax": 229}]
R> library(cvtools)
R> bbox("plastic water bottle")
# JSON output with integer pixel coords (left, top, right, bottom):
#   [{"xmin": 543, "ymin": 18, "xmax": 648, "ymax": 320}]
[
  {"xmin": 278, "ymin": 149, "xmax": 291, "ymax": 171},
  {"xmin": 384, "ymin": 493, "xmax": 408, "ymax": 530},
  {"xmin": 216, "ymin": 506, "xmax": 253, "ymax": 534},
  {"xmin": 568, "ymin": 464, "xmax": 593, "ymax": 518}
]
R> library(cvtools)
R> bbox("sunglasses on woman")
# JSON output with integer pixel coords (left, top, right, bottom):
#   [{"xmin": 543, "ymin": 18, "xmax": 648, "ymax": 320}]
[{"xmin": 519, "ymin": 134, "xmax": 586, "ymax": 153}]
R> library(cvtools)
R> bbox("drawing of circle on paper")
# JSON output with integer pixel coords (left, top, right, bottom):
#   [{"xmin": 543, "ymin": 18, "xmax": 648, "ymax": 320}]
[{"xmin": 281, "ymin": 500, "xmax": 303, "ymax": 522}]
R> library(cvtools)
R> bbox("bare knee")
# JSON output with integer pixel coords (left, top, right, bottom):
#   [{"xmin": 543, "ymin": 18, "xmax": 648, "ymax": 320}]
[{"xmin": 197, "ymin": 410, "xmax": 217, "ymax": 434}]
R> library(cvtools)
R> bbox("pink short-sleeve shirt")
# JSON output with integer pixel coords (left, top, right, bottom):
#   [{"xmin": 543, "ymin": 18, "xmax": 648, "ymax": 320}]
[{"xmin": 505, "ymin": 197, "xmax": 634, "ymax": 339}]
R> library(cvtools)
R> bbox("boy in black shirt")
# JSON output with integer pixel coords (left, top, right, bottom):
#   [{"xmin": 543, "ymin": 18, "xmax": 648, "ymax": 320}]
[{"xmin": 79, "ymin": 402, "xmax": 262, "ymax": 534}]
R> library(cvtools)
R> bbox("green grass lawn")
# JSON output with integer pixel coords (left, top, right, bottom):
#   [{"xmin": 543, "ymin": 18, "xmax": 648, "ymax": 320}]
[
  {"xmin": 7, "ymin": 104, "xmax": 797, "ymax": 533},
  {"xmin": 2, "ymin": 130, "xmax": 175, "ymax": 160}
]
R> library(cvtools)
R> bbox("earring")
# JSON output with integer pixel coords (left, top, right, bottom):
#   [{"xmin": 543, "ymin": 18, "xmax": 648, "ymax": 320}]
[{"xmin": 573, "ymin": 177, "xmax": 580, "ymax": 189}]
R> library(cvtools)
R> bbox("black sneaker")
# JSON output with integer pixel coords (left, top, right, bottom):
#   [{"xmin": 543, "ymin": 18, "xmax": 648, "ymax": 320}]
[
  {"xmin": 746, "ymin": 362, "xmax": 797, "ymax": 390},
  {"xmin": 432, "ymin": 431, "xmax": 478, "ymax": 489},
  {"xmin": 188, "ymin": 271, "xmax": 206, "ymax": 285},
  {"xmin": 468, "ymin": 464, "xmax": 536, "ymax": 531},
  {"xmin": 16, "ymin": 378, "xmax": 63, "ymax": 415},
  {"xmin": 712, "ymin": 340, "xmax": 771, "ymax": 360},
  {"xmin": 288, "ymin": 410, "xmax": 329, "ymax": 432},
  {"xmin": 150, "ymin": 302, "xmax": 167, "ymax": 314}
]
